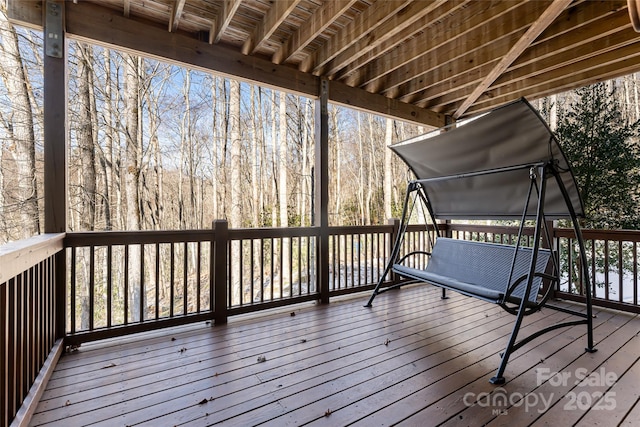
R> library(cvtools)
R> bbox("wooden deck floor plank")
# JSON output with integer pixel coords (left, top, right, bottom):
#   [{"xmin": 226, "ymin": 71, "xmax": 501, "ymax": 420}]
[
  {"xmin": 620, "ymin": 397, "xmax": 640, "ymax": 426},
  {"xmin": 526, "ymin": 315, "xmax": 640, "ymax": 427},
  {"xmin": 271, "ymin": 308, "xmax": 585, "ymax": 427},
  {"xmin": 56, "ymin": 295, "xmax": 490, "ymax": 426},
  {"xmin": 488, "ymin": 313, "xmax": 638, "ymax": 427},
  {"xmin": 40, "ymin": 291, "xmax": 469, "ymax": 401},
  {"xmin": 438, "ymin": 310, "xmax": 628, "ymax": 427},
  {"xmin": 44, "ymin": 288, "xmax": 441, "ymax": 391},
  {"xmin": 51, "ymin": 293, "xmax": 415, "ymax": 375},
  {"xmin": 200, "ymin": 305, "xmax": 574, "ymax": 427},
  {"xmin": 400, "ymin": 308, "xmax": 632, "ymax": 427},
  {"xmin": 26, "ymin": 286, "xmax": 640, "ymax": 427},
  {"xmin": 52, "ymin": 291, "xmax": 412, "ymax": 371},
  {"xmin": 145, "ymin": 306, "xmax": 518, "ymax": 427},
  {"xmin": 356, "ymin": 307, "xmax": 614, "ymax": 427},
  {"xmin": 31, "ymin": 290, "xmax": 477, "ymax": 425},
  {"xmin": 306, "ymin": 309, "xmax": 595, "ymax": 427},
  {"xmin": 575, "ymin": 356, "xmax": 640, "ymax": 426}
]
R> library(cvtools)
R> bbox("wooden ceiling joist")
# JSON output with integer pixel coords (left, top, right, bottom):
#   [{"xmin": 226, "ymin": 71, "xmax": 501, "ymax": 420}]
[
  {"xmin": 272, "ymin": 0, "xmax": 357, "ymax": 65},
  {"xmin": 322, "ymin": 0, "xmax": 449, "ymax": 79},
  {"xmin": 213, "ymin": 0, "xmax": 241, "ymax": 44},
  {"xmin": 408, "ymin": 7, "xmax": 634, "ymax": 107},
  {"xmin": 378, "ymin": 1, "xmax": 550, "ymax": 99},
  {"xmin": 241, "ymin": 0, "xmax": 301, "ymax": 55},
  {"xmin": 301, "ymin": 0, "xmax": 411, "ymax": 74},
  {"xmin": 168, "ymin": 0, "xmax": 186, "ymax": 32},
  {"xmin": 453, "ymin": 0, "xmax": 573, "ymax": 119}
]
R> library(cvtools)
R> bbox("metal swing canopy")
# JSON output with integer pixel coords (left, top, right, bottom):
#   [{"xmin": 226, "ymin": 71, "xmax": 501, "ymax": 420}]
[{"xmin": 390, "ymin": 98, "xmax": 584, "ymax": 220}]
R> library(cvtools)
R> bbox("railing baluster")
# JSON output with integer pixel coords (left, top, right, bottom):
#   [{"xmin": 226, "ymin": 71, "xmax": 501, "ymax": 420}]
[
  {"xmin": 197, "ymin": 240, "xmax": 203, "ymax": 311},
  {"xmin": 138, "ymin": 244, "xmax": 147, "ymax": 322},
  {"xmin": 634, "ymin": 242, "xmax": 638, "ymax": 305},
  {"xmin": 604, "ymin": 240, "xmax": 610, "ymax": 300},
  {"xmin": 169, "ymin": 243, "xmax": 174, "ymax": 318},
  {"xmin": 70, "ymin": 246, "xmax": 76, "ymax": 334},
  {"xmin": 618, "ymin": 240, "xmax": 624, "ymax": 302},
  {"xmin": 591, "ymin": 240, "xmax": 596, "ymax": 298},
  {"xmin": 107, "ymin": 245, "xmax": 113, "ymax": 327},
  {"xmin": 260, "ymin": 239, "xmax": 265, "ymax": 303},
  {"xmin": 270, "ymin": 237, "xmax": 274, "ymax": 300},
  {"xmin": 1, "ymin": 280, "xmax": 6, "ymax": 427},
  {"xmin": 7, "ymin": 277, "xmax": 15, "ymax": 420},
  {"xmin": 183, "ymin": 241, "xmax": 188, "ymax": 315},
  {"xmin": 124, "ymin": 245, "xmax": 130, "ymax": 325}
]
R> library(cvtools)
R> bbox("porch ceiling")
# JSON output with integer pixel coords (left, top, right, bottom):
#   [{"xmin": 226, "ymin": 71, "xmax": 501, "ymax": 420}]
[{"xmin": 8, "ymin": 0, "xmax": 640, "ymax": 127}]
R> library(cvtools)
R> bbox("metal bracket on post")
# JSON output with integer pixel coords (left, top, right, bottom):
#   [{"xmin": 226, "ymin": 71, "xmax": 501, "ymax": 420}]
[{"xmin": 45, "ymin": 1, "xmax": 64, "ymax": 58}]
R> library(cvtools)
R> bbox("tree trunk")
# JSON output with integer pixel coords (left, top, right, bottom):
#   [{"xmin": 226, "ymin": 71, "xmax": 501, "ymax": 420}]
[
  {"xmin": 229, "ymin": 79, "xmax": 242, "ymax": 304},
  {"xmin": 383, "ymin": 118, "xmax": 393, "ymax": 220},
  {"xmin": 75, "ymin": 43, "xmax": 98, "ymax": 330},
  {"xmin": 76, "ymin": 43, "xmax": 97, "ymax": 231},
  {"xmin": 332, "ymin": 108, "xmax": 341, "ymax": 223},
  {"xmin": 0, "ymin": 6, "xmax": 40, "ymax": 238},
  {"xmin": 124, "ymin": 54, "xmax": 143, "ymax": 321},
  {"xmin": 279, "ymin": 91, "xmax": 290, "ymax": 292}
]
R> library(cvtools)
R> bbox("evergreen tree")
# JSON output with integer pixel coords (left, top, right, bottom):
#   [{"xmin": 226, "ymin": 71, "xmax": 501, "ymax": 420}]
[{"xmin": 556, "ymin": 83, "xmax": 640, "ymax": 229}]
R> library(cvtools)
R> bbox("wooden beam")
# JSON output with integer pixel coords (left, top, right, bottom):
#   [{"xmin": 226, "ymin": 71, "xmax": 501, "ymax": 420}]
[
  {"xmin": 272, "ymin": 0, "xmax": 356, "ymax": 64},
  {"xmin": 453, "ymin": 0, "xmax": 572, "ymax": 119},
  {"xmin": 5, "ymin": 0, "xmax": 444, "ymax": 127},
  {"xmin": 168, "ymin": 0, "xmax": 186, "ymax": 32},
  {"xmin": 301, "ymin": 0, "xmax": 411, "ymax": 73},
  {"xmin": 241, "ymin": 0, "xmax": 301, "ymax": 55},
  {"xmin": 6, "ymin": 0, "xmax": 43, "ymax": 29},
  {"xmin": 329, "ymin": 79, "xmax": 445, "ymax": 127},
  {"xmin": 123, "ymin": 0, "xmax": 130, "ymax": 18},
  {"xmin": 213, "ymin": 0, "xmax": 240, "ymax": 44}
]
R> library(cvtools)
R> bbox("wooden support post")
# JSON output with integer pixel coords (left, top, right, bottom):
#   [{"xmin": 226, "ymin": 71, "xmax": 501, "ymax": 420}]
[
  {"xmin": 43, "ymin": 0, "xmax": 68, "ymax": 341},
  {"xmin": 315, "ymin": 78, "xmax": 330, "ymax": 304},
  {"xmin": 212, "ymin": 220, "xmax": 228, "ymax": 324}
]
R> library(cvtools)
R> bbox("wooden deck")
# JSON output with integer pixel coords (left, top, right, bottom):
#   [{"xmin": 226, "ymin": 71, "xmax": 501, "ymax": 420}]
[{"xmin": 29, "ymin": 285, "xmax": 640, "ymax": 427}]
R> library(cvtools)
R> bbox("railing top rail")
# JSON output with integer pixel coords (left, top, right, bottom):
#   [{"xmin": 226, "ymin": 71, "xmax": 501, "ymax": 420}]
[
  {"xmin": 555, "ymin": 227, "xmax": 640, "ymax": 242},
  {"xmin": 65, "ymin": 229, "xmax": 215, "ymax": 246},
  {"xmin": 229, "ymin": 226, "xmax": 319, "ymax": 240},
  {"xmin": 0, "ymin": 233, "xmax": 65, "ymax": 282}
]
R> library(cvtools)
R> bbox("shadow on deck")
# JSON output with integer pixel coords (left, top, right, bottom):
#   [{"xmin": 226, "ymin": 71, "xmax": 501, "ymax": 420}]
[{"xmin": 29, "ymin": 285, "xmax": 640, "ymax": 427}]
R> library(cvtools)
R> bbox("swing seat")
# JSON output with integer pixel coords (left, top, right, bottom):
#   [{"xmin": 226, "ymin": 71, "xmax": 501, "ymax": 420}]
[{"xmin": 393, "ymin": 238, "xmax": 552, "ymax": 306}]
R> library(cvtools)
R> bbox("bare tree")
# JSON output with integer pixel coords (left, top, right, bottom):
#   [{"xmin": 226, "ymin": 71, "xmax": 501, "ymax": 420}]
[
  {"xmin": 123, "ymin": 53, "xmax": 143, "ymax": 321},
  {"xmin": 383, "ymin": 118, "xmax": 393, "ymax": 220},
  {"xmin": 0, "ymin": 4, "xmax": 40, "ymax": 238}
]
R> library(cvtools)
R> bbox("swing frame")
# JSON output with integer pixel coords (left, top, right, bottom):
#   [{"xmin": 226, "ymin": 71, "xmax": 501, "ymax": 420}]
[{"xmin": 364, "ymin": 99, "xmax": 597, "ymax": 384}]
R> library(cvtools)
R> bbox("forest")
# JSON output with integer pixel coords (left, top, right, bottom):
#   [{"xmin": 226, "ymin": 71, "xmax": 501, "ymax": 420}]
[{"xmin": 2, "ymin": 5, "xmax": 640, "ymax": 246}]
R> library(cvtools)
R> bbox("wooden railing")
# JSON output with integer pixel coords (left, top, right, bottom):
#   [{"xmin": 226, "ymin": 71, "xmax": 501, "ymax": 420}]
[
  {"xmin": 449, "ymin": 223, "xmax": 640, "ymax": 314},
  {"xmin": 0, "ymin": 233, "xmax": 64, "ymax": 427},
  {"xmin": 2, "ymin": 221, "xmax": 640, "ymax": 425},
  {"xmin": 64, "ymin": 228, "xmax": 218, "ymax": 344}
]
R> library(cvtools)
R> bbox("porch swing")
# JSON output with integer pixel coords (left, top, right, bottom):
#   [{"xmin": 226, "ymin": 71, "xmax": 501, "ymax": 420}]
[{"xmin": 365, "ymin": 98, "xmax": 596, "ymax": 384}]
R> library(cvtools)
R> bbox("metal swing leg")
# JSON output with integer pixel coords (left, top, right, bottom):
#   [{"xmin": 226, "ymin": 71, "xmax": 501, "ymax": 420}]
[
  {"xmin": 365, "ymin": 182, "xmax": 416, "ymax": 307},
  {"xmin": 491, "ymin": 164, "xmax": 546, "ymax": 384}
]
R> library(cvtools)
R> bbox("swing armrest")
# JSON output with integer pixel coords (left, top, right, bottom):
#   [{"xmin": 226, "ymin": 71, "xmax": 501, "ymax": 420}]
[{"xmin": 397, "ymin": 251, "xmax": 431, "ymax": 266}]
